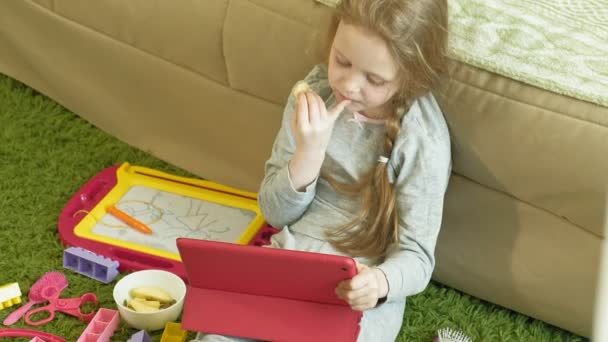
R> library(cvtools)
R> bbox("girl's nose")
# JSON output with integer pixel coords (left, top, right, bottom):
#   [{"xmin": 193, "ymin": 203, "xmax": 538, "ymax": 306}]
[{"xmin": 341, "ymin": 72, "xmax": 363, "ymax": 96}]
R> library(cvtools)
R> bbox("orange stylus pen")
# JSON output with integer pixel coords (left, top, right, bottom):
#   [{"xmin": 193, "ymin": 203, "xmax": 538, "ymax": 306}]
[{"xmin": 107, "ymin": 205, "xmax": 154, "ymax": 234}]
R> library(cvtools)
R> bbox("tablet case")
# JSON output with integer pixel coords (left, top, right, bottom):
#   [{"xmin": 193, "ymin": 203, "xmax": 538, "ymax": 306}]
[{"xmin": 176, "ymin": 238, "xmax": 362, "ymax": 342}]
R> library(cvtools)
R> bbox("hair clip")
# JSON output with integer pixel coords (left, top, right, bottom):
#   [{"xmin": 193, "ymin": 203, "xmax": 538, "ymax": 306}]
[{"xmin": 378, "ymin": 156, "xmax": 389, "ymax": 164}]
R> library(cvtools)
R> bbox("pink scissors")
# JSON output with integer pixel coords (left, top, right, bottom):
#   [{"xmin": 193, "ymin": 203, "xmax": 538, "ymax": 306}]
[{"xmin": 24, "ymin": 285, "xmax": 98, "ymax": 326}]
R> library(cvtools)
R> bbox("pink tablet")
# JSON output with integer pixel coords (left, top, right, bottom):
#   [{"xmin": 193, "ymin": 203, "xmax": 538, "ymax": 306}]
[{"xmin": 176, "ymin": 238, "xmax": 362, "ymax": 342}]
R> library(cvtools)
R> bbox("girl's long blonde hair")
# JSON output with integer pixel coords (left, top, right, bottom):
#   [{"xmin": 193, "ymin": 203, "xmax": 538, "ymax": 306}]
[{"xmin": 324, "ymin": 0, "xmax": 448, "ymax": 259}]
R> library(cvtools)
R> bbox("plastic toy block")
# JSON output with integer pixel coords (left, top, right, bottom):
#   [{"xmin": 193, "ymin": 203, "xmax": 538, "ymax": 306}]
[
  {"xmin": 127, "ymin": 330, "xmax": 153, "ymax": 342},
  {"xmin": 160, "ymin": 322, "xmax": 188, "ymax": 342},
  {"xmin": 29, "ymin": 338, "xmax": 46, "ymax": 342},
  {"xmin": 76, "ymin": 308, "xmax": 120, "ymax": 342},
  {"xmin": 64, "ymin": 247, "xmax": 120, "ymax": 283},
  {"xmin": 0, "ymin": 283, "xmax": 22, "ymax": 310}
]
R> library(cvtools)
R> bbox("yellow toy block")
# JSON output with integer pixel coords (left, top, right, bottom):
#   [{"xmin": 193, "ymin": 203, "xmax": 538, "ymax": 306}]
[
  {"xmin": 160, "ymin": 322, "xmax": 188, "ymax": 342},
  {"xmin": 0, "ymin": 282, "xmax": 22, "ymax": 310}
]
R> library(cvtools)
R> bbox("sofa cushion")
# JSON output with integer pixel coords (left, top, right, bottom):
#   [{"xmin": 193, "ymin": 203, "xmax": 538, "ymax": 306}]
[
  {"xmin": 50, "ymin": 0, "xmax": 230, "ymax": 85},
  {"xmin": 435, "ymin": 174, "xmax": 600, "ymax": 337},
  {"xmin": 438, "ymin": 61, "xmax": 608, "ymax": 238},
  {"xmin": 223, "ymin": 0, "xmax": 334, "ymax": 105}
]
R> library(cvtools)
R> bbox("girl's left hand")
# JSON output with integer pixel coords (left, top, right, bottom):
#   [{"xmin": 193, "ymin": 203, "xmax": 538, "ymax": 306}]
[{"xmin": 335, "ymin": 263, "xmax": 389, "ymax": 311}]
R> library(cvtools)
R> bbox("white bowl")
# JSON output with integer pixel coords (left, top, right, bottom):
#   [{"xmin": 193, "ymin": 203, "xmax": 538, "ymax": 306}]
[{"xmin": 113, "ymin": 270, "xmax": 186, "ymax": 331}]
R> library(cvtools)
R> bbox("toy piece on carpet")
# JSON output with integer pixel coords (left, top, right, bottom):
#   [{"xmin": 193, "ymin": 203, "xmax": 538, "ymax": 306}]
[
  {"xmin": 3, "ymin": 272, "xmax": 66, "ymax": 325},
  {"xmin": 161, "ymin": 322, "xmax": 188, "ymax": 342},
  {"xmin": 76, "ymin": 308, "xmax": 120, "ymax": 342},
  {"xmin": 23, "ymin": 272, "xmax": 98, "ymax": 326},
  {"xmin": 0, "ymin": 282, "xmax": 22, "ymax": 310},
  {"xmin": 63, "ymin": 246, "xmax": 120, "ymax": 283},
  {"xmin": 127, "ymin": 330, "xmax": 153, "ymax": 342},
  {"xmin": 435, "ymin": 327, "xmax": 472, "ymax": 342}
]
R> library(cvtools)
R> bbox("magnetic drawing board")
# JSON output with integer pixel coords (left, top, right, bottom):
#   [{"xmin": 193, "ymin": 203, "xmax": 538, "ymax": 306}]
[
  {"xmin": 91, "ymin": 186, "xmax": 257, "ymax": 254},
  {"xmin": 71, "ymin": 163, "xmax": 266, "ymax": 263}
]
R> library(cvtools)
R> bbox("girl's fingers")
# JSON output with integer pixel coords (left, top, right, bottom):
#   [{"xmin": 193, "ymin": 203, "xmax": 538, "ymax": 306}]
[
  {"xmin": 337, "ymin": 276, "xmax": 372, "ymax": 298},
  {"xmin": 296, "ymin": 92, "xmax": 309, "ymax": 128},
  {"xmin": 305, "ymin": 91, "xmax": 319, "ymax": 126},
  {"xmin": 341, "ymin": 288, "xmax": 378, "ymax": 311},
  {"xmin": 348, "ymin": 271, "xmax": 374, "ymax": 291},
  {"xmin": 328, "ymin": 99, "xmax": 351, "ymax": 118},
  {"xmin": 300, "ymin": 90, "xmax": 348, "ymax": 125},
  {"xmin": 349, "ymin": 295, "xmax": 374, "ymax": 307},
  {"xmin": 313, "ymin": 92, "xmax": 326, "ymax": 119},
  {"xmin": 352, "ymin": 302, "xmax": 375, "ymax": 312},
  {"xmin": 356, "ymin": 262, "xmax": 369, "ymax": 273},
  {"xmin": 342, "ymin": 287, "xmax": 372, "ymax": 302}
]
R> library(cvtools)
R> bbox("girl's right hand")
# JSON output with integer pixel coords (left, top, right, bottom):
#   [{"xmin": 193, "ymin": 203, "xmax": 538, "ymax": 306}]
[{"xmin": 291, "ymin": 91, "xmax": 350, "ymax": 155}]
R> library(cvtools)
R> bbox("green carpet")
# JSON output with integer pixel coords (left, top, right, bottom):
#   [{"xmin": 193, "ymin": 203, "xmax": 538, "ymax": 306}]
[{"xmin": 0, "ymin": 73, "xmax": 587, "ymax": 341}]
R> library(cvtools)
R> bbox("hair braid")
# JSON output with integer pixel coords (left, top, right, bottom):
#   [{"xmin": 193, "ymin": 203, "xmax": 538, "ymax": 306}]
[
  {"xmin": 325, "ymin": 107, "xmax": 405, "ymax": 259},
  {"xmin": 323, "ymin": 0, "xmax": 447, "ymax": 258}
]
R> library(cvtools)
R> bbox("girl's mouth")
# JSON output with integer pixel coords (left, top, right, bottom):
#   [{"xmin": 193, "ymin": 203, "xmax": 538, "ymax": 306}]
[{"xmin": 336, "ymin": 91, "xmax": 357, "ymax": 103}]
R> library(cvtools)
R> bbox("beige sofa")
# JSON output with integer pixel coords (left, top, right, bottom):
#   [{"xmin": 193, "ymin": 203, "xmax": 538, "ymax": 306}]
[{"xmin": 1, "ymin": 0, "xmax": 606, "ymax": 338}]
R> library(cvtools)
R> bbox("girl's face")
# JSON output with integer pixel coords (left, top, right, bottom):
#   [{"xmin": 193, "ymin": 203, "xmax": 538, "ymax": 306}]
[{"xmin": 328, "ymin": 21, "xmax": 401, "ymax": 119}]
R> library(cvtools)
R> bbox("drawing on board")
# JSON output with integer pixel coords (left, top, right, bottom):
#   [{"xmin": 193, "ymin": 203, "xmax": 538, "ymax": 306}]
[{"xmin": 92, "ymin": 185, "xmax": 257, "ymax": 254}]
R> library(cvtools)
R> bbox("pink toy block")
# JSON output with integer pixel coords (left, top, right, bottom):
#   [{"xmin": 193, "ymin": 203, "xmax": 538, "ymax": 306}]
[
  {"xmin": 160, "ymin": 322, "xmax": 188, "ymax": 342},
  {"xmin": 29, "ymin": 338, "xmax": 45, "ymax": 342},
  {"xmin": 64, "ymin": 247, "xmax": 120, "ymax": 283},
  {"xmin": 77, "ymin": 308, "xmax": 120, "ymax": 342}
]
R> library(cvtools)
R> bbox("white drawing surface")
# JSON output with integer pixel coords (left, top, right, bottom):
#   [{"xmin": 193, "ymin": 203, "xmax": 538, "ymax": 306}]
[{"xmin": 92, "ymin": 185, "xmax": 257, "ymax": 254}]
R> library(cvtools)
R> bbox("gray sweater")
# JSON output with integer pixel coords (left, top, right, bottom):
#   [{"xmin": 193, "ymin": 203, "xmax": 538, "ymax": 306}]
[{"xmin": 258, "ymin": 64, "xmax": 451, "ymax": 302}]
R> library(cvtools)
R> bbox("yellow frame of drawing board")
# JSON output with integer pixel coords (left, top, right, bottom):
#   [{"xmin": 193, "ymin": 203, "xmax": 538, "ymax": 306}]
[{"xmin": 73, "ymin": 163, "xmax": 265, "ymax": 262}]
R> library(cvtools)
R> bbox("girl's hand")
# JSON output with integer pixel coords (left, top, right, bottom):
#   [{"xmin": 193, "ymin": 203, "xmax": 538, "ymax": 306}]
[
  {"xmin": 291, "ymin": 91, "xmax": 350, "ymax": 155},
  {"xmin": 335, "ymin": 263, "xmax": 389, "ymax": 311}
]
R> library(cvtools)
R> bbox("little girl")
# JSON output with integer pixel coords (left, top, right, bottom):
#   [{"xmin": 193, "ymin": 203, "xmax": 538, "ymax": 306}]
[{"xmin": 195, "ymin": 0, "xmax": 450, "ymax": 341}]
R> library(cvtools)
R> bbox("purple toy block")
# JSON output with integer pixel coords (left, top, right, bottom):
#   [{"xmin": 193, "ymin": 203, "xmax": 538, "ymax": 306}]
[
  {"xmin": 63, "ymin": 247, "xmax": 120, "ymax": 283},
  {"xmin": 77, "ymin": 308, "xmax": 120, "ymax": 342},
  {"xmin": 127, "ymin": 330, "xmax": 153, "ymax": 342}
]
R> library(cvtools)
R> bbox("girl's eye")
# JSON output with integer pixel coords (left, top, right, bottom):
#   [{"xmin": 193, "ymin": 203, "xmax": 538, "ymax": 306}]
[
  {"xmin": 336, "ymin": 57, "xmax": 351, "ymax": 67},
  {"xmin": 368, "ymin": 77, "xmax": 386, "ymax": 87}
]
